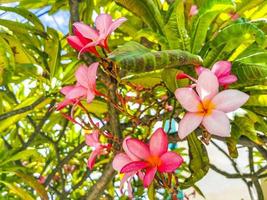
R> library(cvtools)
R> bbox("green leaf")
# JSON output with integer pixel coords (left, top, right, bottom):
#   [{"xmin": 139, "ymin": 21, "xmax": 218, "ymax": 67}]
[
  {"xmin": 0, "ymin": 6, "xmax": 44, "ymax": 31},
  {"xmin": 15, "ymin": 171, "xmax": 48, "ymax": 200},
  {"xmin": 191, "ymin": 0, "xmax": 234, "ymax": 54},
  {"xmin": 181, "ymin": 132, "xmax": 209, "ymax": 188},
  {"xmin": 161, "ymin": 68, "xmax": 188, "ymax": 92},
  {"xmin": 148, "ymin": 181, "xmax": 155, "ymax": 200},
  {"xmin": 232, "ymin": 109, "xmax": 266, "ymax": 144},
  {"xmin": 1, "ymin": 149, "xmax": 40, "ymax": 166},
  {"xmin": 114, "ymin": 0, "xmax": 164, "ymax": 34},
  {"xmin": 44, "ymin": 28, "xmax": 61, "ymax": 80},
  {"xmin": 122, "ymin": 70, "xmax": 162, "ymax": 88},
  {"xmin": 0, "ymin": 181, "xmax": 35, "ymax": 200},
  {"xmin": 82, "ymin": 100, "xmax": 108, "ymax": 117},
  {"xmin": 244, "ymin": 94, "xmax": 267, "ymax": 116},
  {"xmin": 109, "ymin": 41, "xmax": 202, "ymax": 74},
  {"xmin": 0, "ymin": 19, "xmax": 47, "ymax": 38},
  {"xmin": 0, "ymin": 97, "xmax": 50, "ymax": 132},
  {"xmin": 231, "ymin": 62, "xmax": 267, "ymax": 86},
  {"xmin": 204, "ymin": 22, "xmax": 265, "ymax": 66},
  {"xmin": 0, "ymin": 35, "xmax": 15, "ymax": 84},
  {"xmin": 164, "ymin": 0, "xmax": 190, "ymax": 50}
]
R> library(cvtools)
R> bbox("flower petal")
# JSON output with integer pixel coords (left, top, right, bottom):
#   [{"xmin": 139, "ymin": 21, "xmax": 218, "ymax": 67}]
[
  {"xmin": 95, "ymin": 14, "xmax": 113, "ymax": 35},
  {"xmin": 196, "ymin": 70, "xmax": 219, "ymax": 101},
  {"xmin": 78, "ymin": 40, "xmax": 100, "ymax": 58},
  {"xmin": 158, "ymin": 152, "xmax": 183, "ymax": 172},
  {"xmin": 120, "ymin": 161, "xmax": 149, "ymax": 173},
  {"xmin": 211, "ymin": 61, "xmax": 232, "ymax": 77},
  {"xmin": 126, "ymin": 138, "xmax": 150, "ymax": 160},
  {"xmin": 212, "ymin": 89, "xmax": 249, "ymax": 113},
  {"xmin": 61, "ymin": 86, "xmax": 75, "ymax": 95},
  {"xmin": 202, "ymin": 110, "xmax": 230, "ymax": 137},
  {"xmin": 85, "ymin": 130, "xmax": 99, "ymax": 147},
  {"xmin": 73, "ymin": 22, "xmax": 99, "ymax": 40},
  {"xmin": 123, "ymin": 137, "xmax": 140, "ymax": 161},
  {"xmin": 120, "ymin": 172, "xmax": 135, "ymax": 197},
  {"xmin": 178, "ymin": 112, "xmax": 204, "ymax": 139},
  {"xmin": 87, "ymin": 149, "xmax": 100, "ymax": 170},
  {"xmin": 218, "ymin": 75, "xmax": 237, "ymax": 86},
  {"xmin": 149, "ymin": 128, "xmax": 168, "ymax": 156},
  {"xmin": 66, "ymin": 86, "xmax": 87, "ymax": 99},
  {"xmin": 56, "ymin": 99, "xmax": 74, "ymax": 110},
  {"xmin": 175, "ymin": 88, "xmax": 202, "ymax": 112},
  {"xmin": 75, "ymin": 63, "xmax": 99, "ymax": 89},
  {"xmin": 67, "ymin": 35, "xmax": 83, "ymax": 51},
  {"xmin": 143, "ymin": 167, "xmax": 157, "ymax": 188},
  {"xmin": 107, "ymin": 17, "xmax": 127, "ymax": 35},
  {"xmin": 112, "ymin": 153, "xmax": 132, "ymax": 172}
]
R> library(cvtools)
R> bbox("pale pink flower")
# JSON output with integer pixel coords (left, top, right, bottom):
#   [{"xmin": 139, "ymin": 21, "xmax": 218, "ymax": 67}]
[
  {"xmin": 189, "ymin": 5, "xmax": 198, "ymax": 16},
  {"xmin": 175, "ymin": 70, "xmax": 249, "ymax": 139},
  {"xmin": 56, "ymin": 62, "xmax": 99, "ymax": 111},
  {"xmin": 67, "ymin": 14, "xmax": 127, "ymax": 58},
  {"xmin": 86, "ymin": 128, "xmax": 111, "ymax": 170},
  {"xmin": 195, "ymin": 61, "xmax": 238, "ymax": 88},
  {"xmin": 114, "ymin": 128, "xmax": 183, "ymax": 188}
]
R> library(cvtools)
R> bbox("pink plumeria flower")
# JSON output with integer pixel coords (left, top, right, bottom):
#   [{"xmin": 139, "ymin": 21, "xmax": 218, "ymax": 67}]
[
  {"xmin": 189, "ymin": 5, "xmax": 198, "ymax": 16},
  {"xmin": 116, "ymin": 128, "xmax": 183, "ymax": 187},
  {"xmin": 113, "ymin": 137, "xmax": 144, "ymax": 198},
  {"xmin": 67, "ymin": 14, "xmax": 127, "ymax": 58},
  {"xmin": 86, "ymin": 128, "xmax": 111, "ymax": 170},
  {"xmin": 195, "ymin": 61, "xmax": 238, "ymax": 88},
  {"xmin": 175, "ymin": 70, "xmax": 249, "ymax": 139},
  {"xmin": 56, "ymin": 62, "xmax": 99, "ymax": 111}
]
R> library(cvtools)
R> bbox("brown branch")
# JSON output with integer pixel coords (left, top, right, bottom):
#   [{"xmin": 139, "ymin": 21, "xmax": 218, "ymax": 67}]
[
  {"xmin": 0, "ymin": 96, "xmax": 47, "ymax": 121},
  {"xmin": 44, "ymin": 141, "xmax": 86, "ymax": 186}
]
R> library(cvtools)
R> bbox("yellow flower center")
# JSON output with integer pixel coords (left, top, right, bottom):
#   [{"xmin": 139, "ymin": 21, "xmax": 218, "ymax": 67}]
[
  {"xmin": 197, "ymin": 100, "xmax": 216, "ymax": 116},
  {"xmin": 147, "ymin": 156, "xmax": 161, "ymax": 167}
]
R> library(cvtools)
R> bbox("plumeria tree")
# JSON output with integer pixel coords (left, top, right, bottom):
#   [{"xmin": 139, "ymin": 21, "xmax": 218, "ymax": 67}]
[{"xmin": 0, "ymin": 0, "xmax": 267, "ymax": 200}]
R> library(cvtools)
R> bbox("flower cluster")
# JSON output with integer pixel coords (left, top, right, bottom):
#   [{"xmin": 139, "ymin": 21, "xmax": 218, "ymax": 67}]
[{"xmin": 57, "ymin": 12, "xmax": 249, "ymax": 199}]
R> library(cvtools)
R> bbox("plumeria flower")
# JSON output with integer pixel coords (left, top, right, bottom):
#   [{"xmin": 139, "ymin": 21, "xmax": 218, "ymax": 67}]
[
  {"xmin": 189, "ymin": 5, "xmax": 198, "ymax": 16},
  {"xmin": 113, "ymin": 137, "xmax": 144, "ymax": 198},
  {"xmin": 115, "ymin": 128, "xmax": 183, "ymax": 187},
  {"xmin": 175, "ymin": 70, "xmax": 249, "ymax": 139},
  {"xmin": 86, "ymin": 127, "xmax": 111, "ymax": 169},
  {"xmin": 56, "ymin": 62, "xmax": 99, "ymax": 111},
  {"xmin": 195, "ymin": 61, "xmax": 237, "ymax": 88},
  {"xmin": 67, "ymin": 14, "xmax": 127, "ymax": 58}
]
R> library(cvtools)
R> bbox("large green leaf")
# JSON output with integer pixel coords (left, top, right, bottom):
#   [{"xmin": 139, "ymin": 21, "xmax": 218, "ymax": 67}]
[
  {"xmin": 0, "ymin": 35, "xmax": 15, "ymax": 84},
  {"xmin": 114, "ymin": 0, "xmax": 164, "ymax": 34},
  {"xmin": 204, "ymin": 22, "xmax": 266, "ymax": 66},
  {"xmin": 164, "ymin": 0, "xmax": 190, "ymax": 50},
  {"xmin": 232, "ymin": 109, "xmax": 267, "ymax": 145},
  {"xmin": 0, "ymin": 149, "xmax": 41, "ymax": 166},
  {"xmin": 191, "ymin": 0, "xmax": 234, "ymax": 54},
  {"xmin": 244, "ymin": 94, "xmax": 267, "ymax": 116},
  {"xmin": 181, "ymin": 132, "xmax": 209, "ymax": 188},
  {"xmin": 44, "ymin": 28, "xmax": 61, "ymax": 80},
  {"xmin": 231, "ymin": 61, "xmax": 267, "ymax": 86},
  {"xmin": 0, "ymin": 181, "xmax": 34, "ymax": 200},
  {"xmin": 0, "ymin": 19, "xmax": 47, "ymax": 38},
  {"xmin": 0, "ymin": 6, "xmax": 44, "ymax": 31},
  {"xmin": 15, "ymin": 171, "xmax": 48, "ymax": 200},
  {"xmin": 109, "ymin": 41, "xmax": 202, "ymax": 73}
]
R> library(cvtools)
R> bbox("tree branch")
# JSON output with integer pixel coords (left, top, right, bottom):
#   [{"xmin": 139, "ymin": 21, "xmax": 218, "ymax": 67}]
[{"xmin": 0, "ymin": 96, "xmax": 47, "ymax": 121}]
